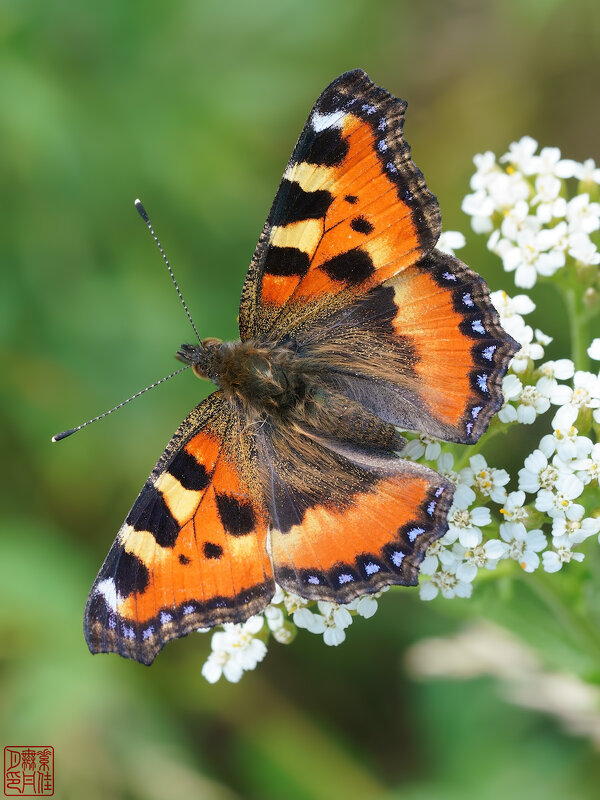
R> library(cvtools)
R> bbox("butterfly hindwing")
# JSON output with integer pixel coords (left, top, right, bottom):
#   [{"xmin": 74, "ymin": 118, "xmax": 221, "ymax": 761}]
[
  {"xmin": 295, "ymin": 248, "xmax": 520, "ymax": 444},
  {"xmin": 254, "ymin": 417, "xmax": 454, "ymax": 601},
  {"xmin": 239, "ymin": 69, "xmax": 441, "ymax": 340},
  {"xmin": 85, "ymin": 392, "xmax": 274, "ymax": 665}
]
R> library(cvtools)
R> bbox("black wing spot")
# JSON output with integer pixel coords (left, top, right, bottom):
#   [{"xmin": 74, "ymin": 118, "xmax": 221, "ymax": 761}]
[
  {"xmin": 178, "ymin": 554, "xmax": 191, "ymax": 565},
  {"xmin": 127, "ymin": 484, "xmax": 179, "ymax": 548},
  {"xmin": 264, "ymin": 246, "xmax": 310, "ymax": 277},
  {"xmin": 114, "ymin": 551, "xmax": 149, "ymax": 597},
  {"xmin": 203, "ymin": 542, "xmax": 223, "ymax": 559},
  {"xmin": 320, "ymin": 248, "xmax": 375, "ymax": 284},
  {"xmin": 305, "ymin": 128, "xmax": 349, "ymax": 167},
  {"xmin": 350, "ymin": 215, "xmax": 374, "ymax": 235},
  {"xmin": 345, "ymin": 194, "xmax": 358, "ymax": 204},
  {"xmin": 168, "ymin": 450, "xmax": 209, "ymax": 491},
  {"xmin": 215, "ymin": 492, "xmax": 256, "ymax": 536},
  {"xmin": 279, "ymin": 179, "xmax": 332, "ymax": 224}
]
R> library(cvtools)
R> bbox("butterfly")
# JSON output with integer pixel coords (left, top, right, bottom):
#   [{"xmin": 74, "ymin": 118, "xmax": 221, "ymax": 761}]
[{"xmin": 83, "ymin": 69, "xmax": 519, "ymax": 664}]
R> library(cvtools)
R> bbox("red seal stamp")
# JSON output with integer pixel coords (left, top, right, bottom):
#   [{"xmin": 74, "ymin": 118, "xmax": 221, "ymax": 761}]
[{"xmin": 3, "ymin": 747, "xmax": 54, "ymax": 796}]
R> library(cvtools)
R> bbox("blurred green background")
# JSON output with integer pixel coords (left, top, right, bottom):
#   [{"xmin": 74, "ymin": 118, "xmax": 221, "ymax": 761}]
[{"xmin": 3, "ymin": 0, "xmax": 600, "ymax": 797}]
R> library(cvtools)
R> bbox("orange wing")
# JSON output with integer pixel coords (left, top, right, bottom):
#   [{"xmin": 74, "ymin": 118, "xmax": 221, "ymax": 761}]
[
  {"xmin": 84, "ymin": 393, "xmax": 273, "ymax": 664},
  {"xmin": 238, "ymin": 69, "xmax": 440, "ymax": 340}
]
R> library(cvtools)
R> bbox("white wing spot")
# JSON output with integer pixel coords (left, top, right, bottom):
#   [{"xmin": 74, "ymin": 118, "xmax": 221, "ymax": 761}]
[
  {"xmin": 463, "ymin": 293, "xmax": 474, "ymax": 307},
  {"xmin": 122, "ymin": 625, "xmax": 135, "ymax": 640},
  {"xmin": 365, "ymin": 562, "xmax": 380, "ymax": 576},
  {"xmin": 443, "ymin": 271, "xmax": 457, "ymax": 281},
  {"xmin": 311, "ymin": 110, "xmax": 345, "ymax": 132},
  {"xmin": 472, "ymin": 319, "xmax": 485, "ymax": 335},
  {"xmin": 482, "ymin": 345, "xmax": 496, "ymax": 361},
  {"xmin": 307, "ymin": 575, "xmax": 320, "ymax": 585},
  {"xmin": 338, "ymin": 573, "xmax": 354, "ymax": 584},
  {"xmin": 407, "ymin": 526, "xmax": 425, "ymax": 542},
  {"xmin": 472, "ymin": 405, "xmax": 483, "ymax": 419},
  {"xmin": 477, "ymin": 374, "xmax": 489, "ymax": 393},
  {"xmin": 95, "ymin": 578, "xmax": 119, "ymax": 612},
  {"xmin": 362, "ymin": 103, "xmax": 377, "ymax": 115},
  {"xmin": 160, "ymin": 611, "xmax": 173, "ymax": 624},
  {"xmin": 378, "ymin": 139, "xmax": 388, "ymax": 152},
  {"xmin": 391, "ymin": 550, "xmax": 405, "ymax": 567},
  {"xmin": 142, "ymin": 627, "xmax": 154, "ymax": 640}
]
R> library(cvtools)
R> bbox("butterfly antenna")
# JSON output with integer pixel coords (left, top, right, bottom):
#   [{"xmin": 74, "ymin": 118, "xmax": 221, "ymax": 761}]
[
  {"xmin": 51, "ymin": 365, "xmax": 190, "ymax": 442},
  {"xmin": 134, "ymin": 198, "xmax": 201, "ymax": 342}
]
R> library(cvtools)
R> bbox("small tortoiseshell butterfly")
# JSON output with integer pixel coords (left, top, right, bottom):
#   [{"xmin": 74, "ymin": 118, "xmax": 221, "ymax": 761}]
[{"xmin": 77, "ymin": 70, "xmax": 518, "ymax": 664}]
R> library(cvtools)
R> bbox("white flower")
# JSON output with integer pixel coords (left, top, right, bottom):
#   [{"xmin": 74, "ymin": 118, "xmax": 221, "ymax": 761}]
[
  {"xmin": 500, "ymin": 200, "xmax": 538, "ymax": 239},
  {"xmin": 501, "ymin": 228, "xmax": 565, "ymax": 288},
  {"xmin": 537, "ymin": 359, "xmax": 575, "ymax": 382},
  {"xmin": 566, "ymin": 193, "xmax": 600, "ymax": 234},
  {"xmin": 540, "ymin": 405, "xmax": 593, "ymax": 461},
  {"xmin": 555, "ymin": 157, "xmax": 600, "ymax": 183},
  {"xmin": 499, "ymin": 491, "xmax": 529, "ymax": 539},
  {"xmin": 202, "ymin": 616, "xmax": 267, "ymax": 684},
  {"xmin": 490, "ymin": 289, "xmax": 536, "ymax": 320},
  {"xmin": 470, "ymin": 150, "xmax": 499, "ymax": 190},
  {"xmin": 443, "ymin": 485, "xmax": 491, "ymax": 548},
  {"xmin": 501, "ymin": 526, "xmax": 547, "ymax": 572},
  {"xmin": 513, "ymin": 378, "xmax": 552, "ymax": 424},
  {"xmin": 401, "ymin": 434, "xmax": 441, "ymax": 462},
  {"xmin": 532, "ymin": 174, "xmax": 565, "ymax": 223},
  {"xmin": 419, "ymin": 552, "xmax": 474, "ymax": 600},
  {"xmin": 436, "ymin": 452, "xmax": 460, "ymax": 484},
  {"xmin": 497, "ymin": 373, "xmax": 523, "ymax": 422},
  {"xmin": 460, "ymin": 454, "xmax": 510, "ymax": 503},
  {"xmin": 294, "ymin": 601, "xmax": 353, "ymax": 646},
  {"xmin": 518, "ymin": 448, "xmax": 562, "ymax": 494},
  {"xmin": 551, "ymin": 510, "xmax": 600, "ymax": 545},
  {"xmin": 453, "ymin": 539, "xmax": 508, "ymax": 582},
  {"xmin": 462, "ymin": 189, "xmax": 495, "ymax": 233},
  {"xmin": 503, "ymin": 320, "xmax": 544, "ymax": 371},
  {"xmin": 500, "ymin": 136, "xmax": 538, "ymax": 173},
  {"xmin": 488, "ymin": 172, "xmax": 531, "ymax": 213},
  {"xmin": 535, "ymin": 473, "xmax": 585, "ymax": 520},
  {"xmin": 587, "ymin": 339, "xmax": 600, "ymax": 360},
  {"xmin": 550, "ymin": 370, "xmax": 600, "ymax": 412},
  {"xmin": 345, "ymin": 591, "xmax": 386, "ymax": 619},
  {"xmin": 528, "ymin": 146, "xmax": 573, "ymax": 178},
  {"xmin": 573, "ymin": 442, "xmax": 600, "ymax": 486},
  {"xmin": 437, "ymin": 230, "xmax": 466, "ymax": 255},
  {"xmin": 420, "ymin": 539, "xmax": 454, "ymax": 575},
  {"xmin": 542, "ymin": 535, "xmax": 585, "ymax": 572},
  {"xmin": 568, "ymin": 231, "xmax": 600, "ymax": 265}
]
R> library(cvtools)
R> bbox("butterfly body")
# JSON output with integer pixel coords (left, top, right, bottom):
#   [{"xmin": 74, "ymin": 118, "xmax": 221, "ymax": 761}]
[
  {"xmin": 179, "ymin": 338, "xmax": 313, "ymax": 415},
  {"xmin": 82, "ymin": 70, "xmax": 519, "ymax": 664}
]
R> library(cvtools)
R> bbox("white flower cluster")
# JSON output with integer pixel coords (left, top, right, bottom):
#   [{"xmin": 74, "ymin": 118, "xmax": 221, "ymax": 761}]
[
  {"xmin": 462, "ymin": 137, "xmax": 600, "ymax": 288},
  {"xmin": 200, "ymin": 584, "xmax": 387, "ymax": 683}
]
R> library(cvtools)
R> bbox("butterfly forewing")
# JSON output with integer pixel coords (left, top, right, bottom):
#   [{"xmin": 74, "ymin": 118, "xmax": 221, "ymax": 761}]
[
  {"xmin": 85, "ymin": 393, "xmax": 273, "ymax": 664},
  {"xmin": 238, "ymin": 69, "xmax": 441, "ymax": 340}
]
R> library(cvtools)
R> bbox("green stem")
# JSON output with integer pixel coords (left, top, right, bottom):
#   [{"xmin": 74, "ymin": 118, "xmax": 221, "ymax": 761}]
[{"xmin": 564, "ymin": 281, "xmax": 591, "ymax": 372}]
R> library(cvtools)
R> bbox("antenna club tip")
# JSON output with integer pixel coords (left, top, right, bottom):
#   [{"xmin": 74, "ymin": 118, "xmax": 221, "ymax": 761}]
[
  {"xmin": 134, "ymin": 199, "xmax": 149, "ymax": 222},
  {"xmin": 52, "ymin": 428, "xmax": 76, "ymax": 442}
]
